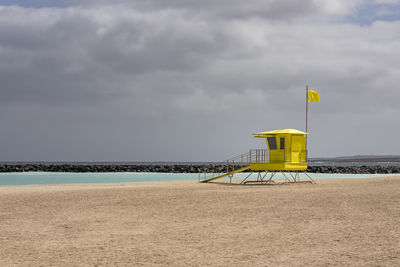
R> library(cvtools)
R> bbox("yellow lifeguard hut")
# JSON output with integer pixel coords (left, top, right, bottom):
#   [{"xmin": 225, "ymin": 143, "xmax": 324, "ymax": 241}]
[
  {"xmin": 199, "ymin": 129, "xmax": 314, "ymax": 184},
  {"xmin": 252, "ymin": 129, "xmax": 308, "ymax": 171}
]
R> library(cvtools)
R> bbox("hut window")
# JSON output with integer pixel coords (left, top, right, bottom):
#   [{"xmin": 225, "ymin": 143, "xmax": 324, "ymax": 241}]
[
  {"xmin": 280, "ymin": 138, "xmax": 285, "ymax": 150},
  {"xmin": 267, "ymin": 137, "xmax": 277, "ymax": 150}
]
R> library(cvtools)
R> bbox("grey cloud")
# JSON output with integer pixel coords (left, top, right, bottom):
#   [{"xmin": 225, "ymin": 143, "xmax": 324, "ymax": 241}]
[{"xmin": 0, "ymin": 3, "xmax": 399, "ymax": 161}]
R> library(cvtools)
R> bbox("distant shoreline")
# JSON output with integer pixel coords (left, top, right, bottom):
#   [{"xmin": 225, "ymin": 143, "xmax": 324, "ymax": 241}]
[{"xmin": 309, "ymin": 155, "xmax": 400, "ymax": 162}]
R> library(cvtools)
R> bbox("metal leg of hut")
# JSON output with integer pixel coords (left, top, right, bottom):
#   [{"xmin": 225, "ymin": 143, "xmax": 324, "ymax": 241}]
[
  {"xmin": 286, "ymin": 171, "xmax": 315, "ymax": 184},
  {"xmin": 303, "ymin": 172, "xmax": 315, "ymax": 183},
  {"xmin": 260, "ymin": 172, "xmax": 269, "ymax": 182},
  {"xmin": 240, "ymin": 171, "xmax": 315, "ymax": 184},
  {"xmin": 282, "ymin": 172, "xmax": 291, "ymax": 183},
  {"xmin": 289, "ymin": 172, "xmax": 295, "ymax": 181},
  {"xmin": 240, "ymin": 172, "xmax": 253, "ymax": 184}
]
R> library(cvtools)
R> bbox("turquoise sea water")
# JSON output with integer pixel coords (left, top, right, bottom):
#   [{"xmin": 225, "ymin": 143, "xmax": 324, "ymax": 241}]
[{"xmin": 0, "ymin": 172, "xmax": 397, "ymax": 186}]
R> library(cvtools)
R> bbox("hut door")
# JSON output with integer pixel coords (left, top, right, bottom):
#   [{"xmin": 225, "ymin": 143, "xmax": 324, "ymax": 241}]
[{"xmin": 291, "ymin": 136, "xmax": 302, "ymax": 163}]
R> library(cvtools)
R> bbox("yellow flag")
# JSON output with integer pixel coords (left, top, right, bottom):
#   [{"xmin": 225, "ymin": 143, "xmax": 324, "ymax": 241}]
[{"xmin": 308, "ymin": 89, "xmax": 320, "ymax": 102}]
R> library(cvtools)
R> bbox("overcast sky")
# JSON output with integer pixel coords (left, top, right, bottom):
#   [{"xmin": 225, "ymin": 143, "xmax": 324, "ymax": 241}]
[{"xmin": 1, "ymin": 0, "xmax": 400, "ymax": 162}]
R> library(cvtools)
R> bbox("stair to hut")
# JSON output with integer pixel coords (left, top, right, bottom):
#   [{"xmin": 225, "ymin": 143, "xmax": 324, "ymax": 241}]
[{"xmin": 198, "ymin": 149, "xmax": 268, "ymax": 183}]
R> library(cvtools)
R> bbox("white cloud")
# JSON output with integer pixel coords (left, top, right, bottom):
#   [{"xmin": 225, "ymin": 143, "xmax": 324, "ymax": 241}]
[{"xmin": 314, "ymin": 0, "xmax": 364, "ymax": 16}]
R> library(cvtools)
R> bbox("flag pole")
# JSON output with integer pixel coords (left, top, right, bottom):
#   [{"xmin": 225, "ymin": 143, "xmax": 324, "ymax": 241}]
[
  {"xmin": 306, "ymin": 85, "xmax": 309, "ymax": 159},
  {"xmin": 306, "ymin": 85, "xmax": 308, "ymax": 133}
]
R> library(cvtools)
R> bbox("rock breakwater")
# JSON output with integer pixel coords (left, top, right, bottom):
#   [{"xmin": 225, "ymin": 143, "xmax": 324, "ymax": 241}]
[{"xmin": 0, "ymin": 164, "xmax": 399, "ymax": 174}]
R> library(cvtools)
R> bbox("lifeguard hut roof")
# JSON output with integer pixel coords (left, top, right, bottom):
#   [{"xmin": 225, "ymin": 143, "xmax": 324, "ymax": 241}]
[{"xmin": 253, "ymin": 128, "xmax": 308, "ymax": 137}]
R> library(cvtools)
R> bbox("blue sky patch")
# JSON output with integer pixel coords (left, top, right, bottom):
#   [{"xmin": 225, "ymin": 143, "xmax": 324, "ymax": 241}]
[
  {"xmin": 348, "ymin": 2, "xmax": 400, "ymax": 25},
  {"xmin": 0, "ymin": 0, "xmax": 69, "ymax": 8}
]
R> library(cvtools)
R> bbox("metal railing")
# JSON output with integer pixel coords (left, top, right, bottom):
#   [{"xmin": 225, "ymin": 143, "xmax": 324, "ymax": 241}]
[
  {"xmin": 225, "ymin": 149, "xmax": 269, "ymax": 165},
  {"xmin": 199, "ymin": 149, "xmax": 308, "ymax": 181},
  {"xmin": 211, "ymin": 148, "xmax": 308, "ymax": 167},
  {"xmin": 199, "ymin": 150, "xmax": 268, "ymax": 181}
]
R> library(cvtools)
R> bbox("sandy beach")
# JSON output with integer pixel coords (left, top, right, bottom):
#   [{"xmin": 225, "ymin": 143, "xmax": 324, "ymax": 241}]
[{"xmin": 1, "ymin": 177, "xmax": 400, "ymax": 266}]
